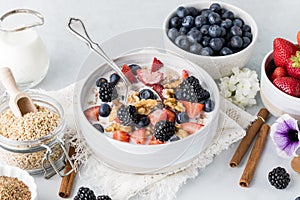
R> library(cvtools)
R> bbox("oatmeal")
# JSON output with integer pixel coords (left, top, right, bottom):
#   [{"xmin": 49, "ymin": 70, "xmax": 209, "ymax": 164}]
[{"xmin": 0, "ymin": 176, "xmax": 31, "ymax": 200}]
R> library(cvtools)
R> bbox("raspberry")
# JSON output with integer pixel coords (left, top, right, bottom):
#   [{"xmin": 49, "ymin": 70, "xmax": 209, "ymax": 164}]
[
  {"xmin": 268, "ymin": 167, "xmax": 291, "ymax": 189},
  {"xmin": 73, "ymin": 187, "xmax": 96, "ymax": 200}
]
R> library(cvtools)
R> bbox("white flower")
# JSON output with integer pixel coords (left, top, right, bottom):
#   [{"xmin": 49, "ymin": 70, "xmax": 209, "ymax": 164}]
[{"xmin": 219, "ymin": 67, "xmax": 260, "ymax": 109}]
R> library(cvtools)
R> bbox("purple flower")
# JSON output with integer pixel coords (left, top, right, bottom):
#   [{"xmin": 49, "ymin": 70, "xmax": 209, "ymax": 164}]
[{"xmin": 270, "ymin": 114, "xmax": 300, "ymax": 157}]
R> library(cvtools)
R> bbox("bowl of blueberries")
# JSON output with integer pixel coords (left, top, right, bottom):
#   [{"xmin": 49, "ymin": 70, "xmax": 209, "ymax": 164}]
[{"xmin": 163, "ymin": 1, "xmax": 258, "ymax": 79}]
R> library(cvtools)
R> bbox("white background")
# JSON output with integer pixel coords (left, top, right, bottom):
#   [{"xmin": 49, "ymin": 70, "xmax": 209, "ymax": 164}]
[{"xmin": 0, "ymin": 0, "xmax": 300, "ymax": 199}]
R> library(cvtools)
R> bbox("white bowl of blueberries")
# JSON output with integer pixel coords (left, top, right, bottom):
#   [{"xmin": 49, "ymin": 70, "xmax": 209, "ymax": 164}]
[{"xmin": 163, "ymin": 1, "xmax": 258, "ymax": 79}]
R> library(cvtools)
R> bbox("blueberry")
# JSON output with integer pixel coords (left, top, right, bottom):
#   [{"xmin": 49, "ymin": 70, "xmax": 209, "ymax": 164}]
[
  {"xmin": 209, "ymin": 3, "xmax": 221, "ymax": 12},
  {"xmin": 170, "ymin": 135, "xmax": 181, "ymax": 142},
  {"xmin": 136, "ymin": 116, "xmax": 150, "ymax": 128},
  {"xmin": 179, "ymin": 26, "xmax": 189, "ymax": 34},
  {"xmin": 96, "ymin": 78, "xmax": 108, "ymax": 87},
  {"xmin": 169, "ymin": 16, "xmax": 182, "ymax": 29},
  {"xmin": 175, "ymin": 35, "xmax": 191, "ymax": 50},
  {"xmin": 200, "ymin": 24, "xmax": 210, "ymax": 35},
  {"xmin": 176, "ymin": 112, "xmax": 189, "ymax": 124},
  {"xmin": 203, "ymin": 99, "xmax": 214, "ymax": 112},
  {"xmin": 208, "ymin": 25, "xmax": 222, "ymax": 37},
  {"xmin": 99, "ymin": 103, "xmax": 111, "ymax": 117},
  {"xmin": 187, "ymin": 7, "xmax": 198, "ymax": 17},
  {"xmin": 200, "ymin": 8, "xmax": 212, "ymax": 18},
  {"xmin": 139, "ymin": 89, "xmax": 155, "ymax": 100},
  {"xmin": 209, "ymin": 38, "xmax": 223, "ymax": 51},
  {"xmin": 168, "ymin": 28, "xmax": 180, "ymax": 41},
  {"xmin": 201, "ymin": 36, "xmax": 210, "ymax": 47},
  {"xmin": 187, "ymin": 29, "xmax": 202, "ymax": 43},
  {"xmin": 230, "ymin": 25, "xmax": 243, "ymax": 36},
  {"xmin": 176, "ymin": 6, "xmax": 189, "ymax": 18},
  {"xmin": 244, "ymin": 31, "xmax": 253, "ymax": 40},
  {"xmin": 242, "ymin": 24, "xmax": 251, "ymax": 32},
  {"xmin": 92, "ymin": 123, "xmax": 104, "ymax": 133},
  {"xmin": 220, "ymin": 47, "xmax": 233, "ymax": 56},
  {"xmin": 230, "ymin": 36, "xmax": 243, "ymax": 49},
  {"xmin": 221, "ymin": 19, "xmax": 232, "ymax": 29},
  {"xmin": 221, "ymin": 10, "xmax": 234, "ymax": 20},
  {"xmin": 189, "ymin": 43, "xmax": 202, "ymax": 54},
  {"xmin": 220, "ymin": 8, "xmax": 227, "ymax": 14},
  {"xmin": 233, "ymin": 18, "xmax": 244, "ymax": 27},
  {"xmin": 242, "ymin": 36, "xmax": 251, "ymax": 48},
  {"xmin": 182, "ymin": 16, "xmax": 194, "ymax": 28},
  {"xmin": 109, "ymin": 73, "xmax": 120, "ymax": 86},
  {"xmin": 220, "ymin": 27, "xmax": 226, "ymax": 37},
  {"xmin": 200, "ymin": 47, "xmax": 214, "ymax": 56},
  {"xmin": 295, "ymin": 197, "xmax": 300, "ymax": 200},
  {"xmin": 129, "ymin": 64, "xmax": 141, "ymax": 75},
  {"xmin": 195, "ymin": 15, "xmax": 207, "ymax": 28},
  {"xmin": 208, "ymin": 12, "xmax": 221, "ymax": 25},
  {"xmin": 190, "ymin": 27, "xmax": 198, "ymax": 32}
]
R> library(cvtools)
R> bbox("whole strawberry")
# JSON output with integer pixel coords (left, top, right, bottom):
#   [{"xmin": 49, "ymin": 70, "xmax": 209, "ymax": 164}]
[
  {"xmin": 273, "ymin": 77, "xmax": 300, "ymax": 97},
  {"xmin": 270, "ymin": 66, "xmax": 288, "ymax": 81},
  {"xmin": 287, "ymin": 51, "xmax": 300, "ymax": 79},
  {"xmin": 273, "ymin": 38, "xmax": 299, "ymax": 68}
]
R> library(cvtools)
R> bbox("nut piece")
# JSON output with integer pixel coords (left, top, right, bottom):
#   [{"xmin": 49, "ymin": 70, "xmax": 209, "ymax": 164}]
[
  {"xmin": 105, "ymin": 123, "xmax": 132, "ymax": 133},
  {"xmin": 164, "ymin": 79, "xmax": 182, "ymax": 89},
  {"xmin": 109, "ymin": 100, "xmax": 123, "ymax": 122},
  {"xmin": 175, "ymin": 129, "xmax": 189, "ymax": 139},
  {"xmin": 164, "ymin": 98, "xmax": 185, "ymax": 112},
  {"xmin": 127, "ymin": 91, "xmax": 140, "ymax": 104},
  {"xmin": 162, "ymin": 89, "xmax": 175, "ymax": 99},
  {"xmin": 134, "ymin": 99, "xmax": 157, "ymax": 115}
]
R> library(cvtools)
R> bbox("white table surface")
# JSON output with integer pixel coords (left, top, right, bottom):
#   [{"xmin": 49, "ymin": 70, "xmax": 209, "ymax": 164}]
[{"xmin": 1, "ymin": 0, "xmax": 300, "ymax": 199}]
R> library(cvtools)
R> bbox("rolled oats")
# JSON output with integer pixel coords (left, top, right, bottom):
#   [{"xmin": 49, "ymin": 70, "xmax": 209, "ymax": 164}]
[{"xmin": 0, "ymin": 176, "xmax": 31, "ymax": 200}]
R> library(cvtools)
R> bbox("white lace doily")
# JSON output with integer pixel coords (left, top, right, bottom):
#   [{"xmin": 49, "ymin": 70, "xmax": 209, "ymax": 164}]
[{"xmin": 43, "ymin": 84, "xmax": 255, "ymax": 200}]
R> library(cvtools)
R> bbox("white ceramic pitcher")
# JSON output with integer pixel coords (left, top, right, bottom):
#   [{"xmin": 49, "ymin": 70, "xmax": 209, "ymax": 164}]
[{"xmin": 0, "ymin": 9, "xmax": 49, "ymax": 89}]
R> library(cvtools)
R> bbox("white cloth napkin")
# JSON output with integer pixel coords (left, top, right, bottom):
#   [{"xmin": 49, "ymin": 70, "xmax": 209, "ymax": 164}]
[{"xmin": 44, "ymin": 84, "xmax": 255, "ymax": 200}]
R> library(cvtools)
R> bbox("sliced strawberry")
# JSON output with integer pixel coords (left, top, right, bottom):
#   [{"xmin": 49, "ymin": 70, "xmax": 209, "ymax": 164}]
[
  {"xmin": 84, "ymin": 106, "xmax": 99, "ymax": 122},
  {"xmin": 273, "ymin": 38, "xmax": 299, "ymax": 68},
  {"xmin": 149, "ymin": 109, "xmax": 167, "ymax": 126},
  {"xmin": 270, "ymin": 66, "xmax": 288, "ymax": 81},
  {"xmin": 181, "ymin": 122, "xmax": 204, "ymax": 134},
  {"xmin": 130, "ymin": 128, "xmax": 147, "ymax": 144},
  {"xmin": 152, "ymin": 84, "xmax": 164, "ymax": 100},
  {"xmin": 149, "ymin": 137, "xmax": 164, "ymax": 145},
  {"xmin": 121, "ymin": 64, "xmax": 138, "ymax": 83},
  {"xmin": 287, "ymin": 51, "xmax": 300, "ymax": 79},
  {"xmin": 137, "ymin": 69, "xmax": 163, "ymax": 85},
  {"xmin": 182, "ymin": 69, "xmax": 189, "ymax": 80},
  {"xmin": 180, "ymin": 100, "xmax": 204, "ymax": 118},
  {"xmin": 273, "ymin": 77, "xmax": 300, "ymax": 97},
  {"xmin": 114, "ymin": 117, "xmax": 121, "ymax": 123},
  {"xmin": 151, "ymin": 57, "xmax": 164, "ymax": 72},
  {"xmin": 113, "ymin": 130, "xmax": 130, "ymax": 142},
  {"xmin": 163, "ymin": 108, "xmax": 176, "ymax": 123},
  {"xmin": 297, "ymin": 31, "xmax": 300, "ymax": 47}
]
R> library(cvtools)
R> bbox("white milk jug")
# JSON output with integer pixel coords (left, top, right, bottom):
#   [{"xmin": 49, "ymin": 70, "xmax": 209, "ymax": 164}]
[{"xmin": 0, "ymin": 9, "xmax": 49, "ymax": 89}]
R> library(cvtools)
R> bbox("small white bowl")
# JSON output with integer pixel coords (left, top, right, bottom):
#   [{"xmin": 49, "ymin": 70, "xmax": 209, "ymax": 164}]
[
  {"xmin": 260, "ymin": 50, "xmax": 300, "ymax": 120},
  {"xmin": 0, "ymin": 165, "xmax": 37, "ymax": 200},
  {"xmin": 163, "ymin": 1, "xmax": 258, "ymax": 79}
]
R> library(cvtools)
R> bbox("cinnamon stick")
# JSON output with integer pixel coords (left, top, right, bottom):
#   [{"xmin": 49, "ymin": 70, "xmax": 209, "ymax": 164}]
[
  {"xmin": 229, "ymin": 108, "xmax": 269, "ymax": 167},
  {"xmin": 58, "ymin": 146, "xmax": 76, "ymax": 198},
  {"xmin": 239, "ymin": 124, "xmax": 269, "ymax": 187}
]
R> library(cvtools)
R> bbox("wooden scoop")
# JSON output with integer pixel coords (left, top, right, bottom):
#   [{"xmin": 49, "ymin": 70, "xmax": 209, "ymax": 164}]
[{"xmin": 0, "ymin": 67, "xmax": 37, "ymax": 117}]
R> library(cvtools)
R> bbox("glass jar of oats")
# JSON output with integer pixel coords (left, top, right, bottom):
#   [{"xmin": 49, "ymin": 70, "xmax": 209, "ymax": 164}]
[{"xmin": 0, "ymin": 93, "xmax": 71, "ymax": 179}]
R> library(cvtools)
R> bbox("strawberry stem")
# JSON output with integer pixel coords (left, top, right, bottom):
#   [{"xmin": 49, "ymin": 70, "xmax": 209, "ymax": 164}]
[{"xmin": 291, "ymin": 51, "xmax": 300, "ymax": 68}]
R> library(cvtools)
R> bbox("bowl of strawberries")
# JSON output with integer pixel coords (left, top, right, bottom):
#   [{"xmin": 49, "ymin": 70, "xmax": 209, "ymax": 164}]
[{"xmin": 261, "ymin": 34, "xmax": 300, "ymax": 120}]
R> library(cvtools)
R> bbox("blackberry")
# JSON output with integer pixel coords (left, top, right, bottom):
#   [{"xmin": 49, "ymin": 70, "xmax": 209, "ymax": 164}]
[
  {"xmin": 268, "ymin": 167, "xmax": 290, "ymax": 189},
  {"xmin": 73, "ymin": 187, "xmax": 96, "ymax": 200},
  {"xmin": 177, "ymin": 76, "xmax": 210, "ymax": 103},
  {"xmin": 97, "ymin": 195, "xmax": 112, "ymax": 200},
  {"xmin": 154, "ymin": 120, "xmax": 175, "ymax": 142},
  {"xmin": 98, "ymin": 82, "xmax": 117, "ymax": 102},
  {"xmin": 117, "ymin": 105, "xmax": 138, "ymax": 126}
]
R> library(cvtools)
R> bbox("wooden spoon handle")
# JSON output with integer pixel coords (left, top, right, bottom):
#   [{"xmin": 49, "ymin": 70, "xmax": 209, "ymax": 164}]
[{"xmin": 0, "ymin": 67, "xmax": 20, "ymax": 96}]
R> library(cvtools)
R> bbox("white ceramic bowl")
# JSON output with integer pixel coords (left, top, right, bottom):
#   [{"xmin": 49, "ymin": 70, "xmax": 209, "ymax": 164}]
[
  {"xmin": 75, "ymin": 48, "xmax": 220, "ymax": 174},
  {"xmin": 0, "ymin": 165, "xmax": 37, "ymax": 200},
  {"xmin": 162, "ymin": 1, "xmax": 258, "ymax": 79},
  {"xmin": 260, "ymin": 50, "xmax": 300, "ymax": 120}
]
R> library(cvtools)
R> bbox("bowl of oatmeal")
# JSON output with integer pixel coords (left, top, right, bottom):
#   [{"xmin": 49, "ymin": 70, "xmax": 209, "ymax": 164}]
[
  {"xmin": 75, "ymin": 48, "xmax": 220, "ymax": 174},
  {"xmin": 0, "ymin": 92, "xmax": 67, "ymax": 178},
  {"xmin": 0, "ymin": 165, "xmax": 37, "ymax": 200}
]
